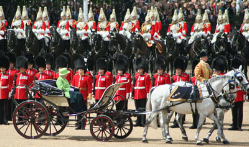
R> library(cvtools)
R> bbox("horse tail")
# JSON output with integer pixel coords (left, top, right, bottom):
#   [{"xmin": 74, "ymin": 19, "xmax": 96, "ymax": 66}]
[{"xmin": 146, "ymin": 87, "xmax": 158, "ymax": 129}]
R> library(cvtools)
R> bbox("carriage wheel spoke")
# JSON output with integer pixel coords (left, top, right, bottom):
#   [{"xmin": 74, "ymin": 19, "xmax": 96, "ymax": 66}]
[{"xmin": 23, "ymin": 122, "xmax": 30, "ymax": 135}]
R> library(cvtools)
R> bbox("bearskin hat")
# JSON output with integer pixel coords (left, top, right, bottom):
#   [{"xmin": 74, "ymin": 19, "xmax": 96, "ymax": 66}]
[
  {"xmin": 55, "ymin": 55, "xmax": 68, "ymax": 69},
  {"xmin": 231, "ymin": 55, "xmax": 244, "ymax": 70},
  {"xmin": 192, "ymin": 59, "xmax": 200, "ymax": 76},
  {"xmin": 199, "ymin": 51, "xmax": 208, "ymax": 58},
  {"xmin": 62, "ymin": 52, "xmax": 72, "ymax": 68},
  {"xmin": 74, "ymin": 55, "xmax": 87, "ymax": 71},
  {"xmin": 16, "ymin": 56, "xmax": 28, "ymax": 69},
  {"xmin": 45, "ymin": 53, "xmax": 54, "ymax": 65},
  {"xmin": 96, "ymin": 58, "xmax": 108, "ymax": 71},
  {"xmin": 174, "ymin": 56, "xmax": 187, "ymax": 71},
  {"xmin": 35, "ymin": 56, "xmax": 46, "ymax": 69},
  {"xmin": 155, "ymin": 56, "xmax": 167, "ymax": 71},
  {"xmin": 25, "ymin": 53, "xmax": 34, "ymax": 64},
  {"xmin": 116, "ymin": 58, "xmax": 128, "ymax": 73},
  {"xmin": 135, "ymin": 56, "xmax": 148, "ymax": 72},
  {"xmin": 6, "ymin": 52, "xmax": 16, "ymax": 64},
  {"xmin": 211, "ymin": 55, "xmax": 227, "ymax": 73},
  {"xmin": 118, "ymin": 55, "xmax": 129, "ymax": 65},
  {"xmin": 0, "ymin": 55, "xmax": 10, "ymax": 70}
]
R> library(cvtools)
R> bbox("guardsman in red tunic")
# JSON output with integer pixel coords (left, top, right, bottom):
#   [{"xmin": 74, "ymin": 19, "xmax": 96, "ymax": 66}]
[
  {"xmin": 98, "ymin": 55, "xmax": 113, "ymax": 84},
  {"xmin": 178, "ymin": 8, "xmax": 187, "ymax": 42},
  {"xmin": 33, "ymin": 7, "xmax": 44, "ymax": 40},
  {"xmin": 93, "ymin": 58, "xmax": 111, "ymax": 102},
  {"xmin": 25, "ymin": 53, "xmax": 37, "ymax": 83},
  {"xmin": 211, "ymin": 56, "xmax": 227, "ymax": 77},
  {"xmin": 42, "ymin": 7, "xmax": 51, "ymax": 53},
  {"xmin": 0, "ymin": 55, "xmax": 12, "ymax": 125},
  {"xmin": 44, "ymin": 53, "xmax": 55, "ymax": 80},
  {"xmin": 211, "ymin": 10, "xmax": 224, "ymax": 44},
  {"xmin": 119, "ymin": 9, "xmax": 135, "ymax": 41},
  {"xmin": 229, "ymin": 55, "xmax": 246, "ymax": 131},
  {"xmin": 87, "ymin": 7, "xmax": 96, "ymax": 33},
  {"xmin": 188, "ymin": 9, "xmax": 202, "ymax": 45},
  {"xmin": 55, "ymin": 55, "xmax": 71, "ymax": 83},
  {"xmin": 97, "ymin": 8, "xmax": 110, "ymax": 42},
  {"xmin": 141, "ymin": 10, "xmax": 155, "ymax": 47},
  {"xmin": 153, "ymin": 7, "xmax": 162, "ymax": 40},
  {"xmin": 131, "ymin": 6, "xmax": 140, "ymax": 32},
  {"xmin": 114, "ymin": 58, "xmax": 129, "ymax": 111},
  {"xmin": 202, "ymin": 10, "xmax": 211, "ymax": 37},
  {"xmin": 133, "ymin": 57, "xmax": 151, "ymax": 127},
  {"xmin": 109, "ymin": 9, "xmax": 119, "ymax": 32},
  {"xmin": 167, "ymin": 10, "xmax": 181, "ymax": 44},
  {"xmin": 152, "ymin": 56, "xmax": 171, "ymax": 86},
  {"xmin": 66, "ymin": 6, "xmax": 76, "ymax": 28},
  {"xmin": 21, "ymin": 6, "xmax": 32, "ymax": 34}
]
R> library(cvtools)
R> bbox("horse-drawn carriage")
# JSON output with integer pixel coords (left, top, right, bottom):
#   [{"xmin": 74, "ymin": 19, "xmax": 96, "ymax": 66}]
[{"xmin": 12, "ymin": 80, "xmax": 134, "ymax": 141}]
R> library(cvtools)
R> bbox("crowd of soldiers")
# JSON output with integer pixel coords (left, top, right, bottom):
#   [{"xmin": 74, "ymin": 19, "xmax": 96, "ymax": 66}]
[{"xmin": 0, "ymin": 5, "xmax": 248, "ymax": 131}]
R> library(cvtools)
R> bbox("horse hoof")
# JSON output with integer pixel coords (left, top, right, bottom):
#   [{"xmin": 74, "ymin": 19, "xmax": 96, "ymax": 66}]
[
  {"xmin": 203, "ymin": 138, "xmax": 209, "ymax": 143},
  {"xmin": 142, "ymin": 139, "xmax": 148, "ymax": 143},
  {"xmin": 216, "ymin": 137, "xmax": 221, "ymax": 143},
  {"xmin": 168, "ymin": 138, "xmax": 173, "ymax": 141},
  {"xmin": 223, "ymin": 141, "xmax": 230, "ymax": 144},
  {"xmin": 182, "ymin": 136, "xmax": 188, "ymax": 141},
  {"xmin": 196, "ymin": 141, "xmax": 203, "ymax": 145},
  {"xmin": 166, "ymin": 141, "xmax": 172, "ymax": 144}
]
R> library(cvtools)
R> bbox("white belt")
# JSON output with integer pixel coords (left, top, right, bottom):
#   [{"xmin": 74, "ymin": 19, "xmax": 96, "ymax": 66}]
[
  {"xmin": 134, "ymin": 87, "xmax": 146, "ymax": 89},
  {"xmin": 118, "ymin": 88, "xmax": 126, "ymax": 90},
  {"xmin": 0, "ymin": 86, "xmax": 8, "ymax": 89},
  {"xmin": 16, "ymin": 86, "xmax": 26, "ymax": 89},
  {"xmin": 95, "ymin": 87, "xmax": 106, "ymax": 90}
]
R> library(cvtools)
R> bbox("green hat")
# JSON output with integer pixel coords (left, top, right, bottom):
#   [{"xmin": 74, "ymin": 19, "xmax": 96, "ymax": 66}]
[{"xmin": 59, "ymin": 68, "xmax": 70, "ymax": 76}]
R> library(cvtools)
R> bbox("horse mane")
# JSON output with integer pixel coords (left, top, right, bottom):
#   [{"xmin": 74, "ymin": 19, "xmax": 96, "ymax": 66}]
[{"xmin": 207, "ymin": 75, "xmax": 232, "ymax": 83}]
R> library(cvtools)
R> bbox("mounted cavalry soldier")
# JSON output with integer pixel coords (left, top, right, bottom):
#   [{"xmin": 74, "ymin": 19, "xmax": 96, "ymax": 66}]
[
  {"xmin": 201, "ymin": 10, "xmax": 211, "ymax": 37},
  {"xmin": 211, "ymin": 10, "xmax": 224, "ymax": 44},
  {"xmin": 87, "ymin": 7, "xmax": 96, "ymax": 33},
  {"xmin": 42, "ymin": 7, "xmax": 51, "ymax": 53},
  {"xmin": 119, "ymin": 9, "xmax": 134, "ymax": 41},
  {"xmin": 12, "ymin": 6, "xmax": 25, "ymax": 53},
  {"xmin": 177, "ymin": 8, "xmax": 188, "ymax": 55},
  {"xmin": 167, "ymin": 10, "xmax": 181, "ymax": 43},
  {"xmin": 66, "ymin": 6, "xmax": 76, "ymax": 29},
  {"xmin": 141, "ymin": 10, "xmax": 155, "ymax": 49},
  {"xmin": 153, "ymin": 7, "xmax": 162, "ymax": 41},
  {"xmin": 21, "ymin": 6, "xmax": 32, "ymax": 31},
  {"xmin": 188, "ymin": 9, "xmax": 202, "ymax": 45},
  {"xmin": 57, "ymin": 6, "xmax": 70, "ymax": 52},
  {"xmin": 76, "ymin": 8, "xmax": 90, "ymax": 52},
  {"xmin": 223, "ymin": 10, "xmax": 231, "ymax": 41},
  {"xmin": 109, "ymin": 9, "xmax": 119, "ymax": 33},
  {"xmin": 0, "ymin": 6, "xmax": 8, "ymax": 28},
  {"xmin": 240, "ymin": 9, "xmax": 249, "ymax": 41},
  {"xmin": 0, "ymin": 7, "xmax": 7, "ymax": 52},
  {"xmin": 97, "ymin": 8, "xmax": 110, "ymax": 42},
  {"xmin": 131, "ymin": 6, "xmax": 140, "ymax": 33}
]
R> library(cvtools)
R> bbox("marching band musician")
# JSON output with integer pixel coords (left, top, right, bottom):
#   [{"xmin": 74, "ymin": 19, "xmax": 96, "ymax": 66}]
[
  {"xmin": 188, "ymin": 9, "xmax": 202, "ymax": 45},
  {"xmin": 87, "ymin": 7, "xmax": 96, "ymax": 33},
  {"xmin": 21, "ymin": 6, "xmax": 32, "ymax": 31},
  {"xmin": 93, "ymin": 58, "xmax": 111, "ymax": 103},
  {"xmin": 167, "ymin": 10, "xmax": 181, "ymax": 44},
  {"xmin": 131, "ymin": 6, "xmax": 140, "ymax": 32},
  {"xmin": 0, "ymin": 55, "xmax": 12, "ymax": 125},
  {"xmin": 113, "ymin": 58, "xmax": 129, "ymax": 111},
  {"xmin": 133, "ymin": 57, "xmax": 151, "ymax": 127},
  {"xmin": 109, "ymin": 9, "xmax": 119, "ymax": 32},
  {"xmin": 12, "ymin": 6, "xmax": 25, "ymax": 53},
  {"xmin": 97, "ymin": 8, "xmax": 110, "ymax": 42},
  {"xmin": 66, "ymin": 6, "xmax": 76, "ymax": 28},
  {"xmin": 119, "ymin": 9, "xmax": 134, "ymax": 41},
  {"xmin": 0, "ymin": 6, "xmax": 8, "ymax": 28},
  {"xmin": 153, "ymin": 7, "xmax": 162, "ymax": 40},
  {"xmin": 211, "ymin": 10, "xmax": 224, "ymax": 44},
  {"xmin": 194, "ymin": 51, "xmax": 212, "ymax": 84},
  {"xmin": 57, "ymin": 6, "xmax": 70, "ymax": 52},
  {"xmin": 76, "ymin": 8, "xmax": 90, "ymax": 52},
  {"xmin": 240, "ymin": 9, "xmax": 249, "ymax": 41},
  {"xmin": 201, "ymin": 10, "xmax": 211, "ymax": 37},
  {"xmin": 141, "ymin": 10, "xmax": 155, "ymax": 47},
  {"xmin": 25, "ymin": 53, "xmax": 37, "ymax": 83},
  {"xmin": 152, "ymin": 56, "xmax": 171, "ymax": 87},
  {"xmin": 44, "ymin": 53, "xmax": 55, "ymax": 80},
  {"xmin": 42, "ymin": 7, "xmax": 51, "ymax": 53}
]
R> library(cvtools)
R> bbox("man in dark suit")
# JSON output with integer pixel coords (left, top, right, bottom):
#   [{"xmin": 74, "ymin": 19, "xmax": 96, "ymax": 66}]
[{"xmin": 139, "ymin": 6, "xmax": 147, "ymax": 26}]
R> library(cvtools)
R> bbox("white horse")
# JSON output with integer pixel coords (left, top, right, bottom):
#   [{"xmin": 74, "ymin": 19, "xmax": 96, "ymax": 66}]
[{"xmin": 142, "ymin": 68, "xmax": 249, "ymax": 145}]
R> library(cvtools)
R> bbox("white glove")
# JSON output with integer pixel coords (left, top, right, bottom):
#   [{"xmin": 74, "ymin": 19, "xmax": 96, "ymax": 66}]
[
  {"xmin": 147, "ymin": 93, "xmax": 149, "ymax": 99},
  {"xmin": 45, "ymin": 29, "xmax": 50, "ymax": 33},
  {"xmin": 61, "ymin": 30, "xmax": 69, "ymax": 35},
  {"xmin": 77, "ymin": 30, "xmax": 84, "ymax": 35},
  {"xmin": 87, "ymin": 30, "xmax": 91, "ymax": 34},
  {"xmin": 0, "ymin": 31, "xmax": 4, "ymax": 35},
  {"xmin": 167, "ymin": 32, "xmax": 171, "ymax": 36},
  {"xmin": 176, "ymin": 33, "xmax": 181, "ymax": 37},
  {"xmin": 153, "ymin": 32, "xmax": 158, "ymax": 38},
  {"xmin": 126, "ymin": 93, "xmax": 129, "ymax": 99},
  {"xmin": 8, "ymin": 92, "xmax": 11, "ymax": 99}
]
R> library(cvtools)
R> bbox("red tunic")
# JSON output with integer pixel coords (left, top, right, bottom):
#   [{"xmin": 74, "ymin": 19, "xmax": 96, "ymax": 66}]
[
  {"xmin": 44, "ymin": 69, "xmax": 55, "ymax": 79},
  {"xmin": 7, "ymin": 68, "xmax": 19, "ymax": 84},
  {"xmin": 134, "ymin": 73, "xmax": 151, "ymax": 99},
  {"xmin": 72, "ymin": 74, "xmax": 92, "ymax": 101},
  {"xmin": 119, "ymin": 22, "xmax": 135, "ymax": 33},
  {"xmin": 0, "ymin": 22, "xmax": 5, "ymax": 38},
  {"xmin": 0, "ymin": 73, "xmax": 12, "ymax": 99},
  {"xmin": 224, "ymin": 23, "xmax": 231, "ymax": 34},
  {"xmin": 26, "ymin": 68, "xmax": 38, "ymax": 83},
  {"xmin": 154, "ymin": 73, "xmax": 171, "ymax": 86},
  {"xmin": 114, "ymin": 75, "xmax": 129, "ymax": 101},
  {"xmin": 94, "ymin": 75, "xmax": 111, "ymax": 100},
  {"xmin": 235, "ymin": 89, "xmax": 247, "ymax": 102},
  {"xmin": 172, "ymin": 72, "xmax": 190, "ymax": 82},
  {"xmin": 178, "ymin": 21, "xmax": 187, "ymax": 38},
  {"xmin": 14, "ymin": 73, "xmax": 32, "ymax": 100},
  {"xmin": 203, "ymin": 23, "xmax": 211, "ymax": 34},
  {"xmin": 97, "ymin": 22, "xmax": 111, "ymax": 32}
]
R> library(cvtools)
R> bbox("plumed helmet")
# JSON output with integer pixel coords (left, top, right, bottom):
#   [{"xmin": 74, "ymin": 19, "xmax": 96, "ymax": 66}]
[
  {"xmin": 25, "ymin": 53, "xmax": 34, "ymax": 64},
  {"xmin": 96, "ymin": 58, "xmax": 108, "ymax": 72},
  {"xmin": 231, "ymin": 55, "xmax": 245, "ymax": 70},
  {"xmin": 74, "ymin": 55, "xmax": 87, "ymax": 71},
  {"xmin": 135, "ymin": 56, "xmax": 148, "ymax": 72},
  {"xmin": 35, "ymin": 56, "xmax": 46, "ymax": 69},
  {"xmin": 115, "ymin": 58, "xmax": 128, "ymax": 73},
  {"xmin": 6, "ymin": 52, "xmax": 16, "ymax": 64},
  {"xmin": 16, "ymin": 56, "xmax": 28, "ymax": 69},
  {"xmin": 155, "ymin": 56, "xmax": 167, "ymax": 71},
  {"xmin": 174, "ymin": 56, "xmax": 187, "ymax": 71},
  {"xmin": 0, "ymin": 55, "xmax": 10, "ymax": 70},
  {"xmin": 211, "ymin": 55, "xmax": 227, "ymax": 73},
  {"xmin": 55, "ymin": 55, "xmax": 68, "ymax": 69}
]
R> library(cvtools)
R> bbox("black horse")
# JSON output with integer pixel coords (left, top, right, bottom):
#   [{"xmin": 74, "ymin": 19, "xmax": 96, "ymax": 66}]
[
  {"xmin": 6, "ymin": 29, "xmax": 25, "ymax": 56},
  {"xmin": 25, "ymin": 25, "xmax": 42, "ymax": 56},
  {"xmin": 49, "ymin": 26, "xmax": 65, "ymax": 59},
  {"xmin": 69, "ymin": 28, "xmax": 78, "ymax": 56}
]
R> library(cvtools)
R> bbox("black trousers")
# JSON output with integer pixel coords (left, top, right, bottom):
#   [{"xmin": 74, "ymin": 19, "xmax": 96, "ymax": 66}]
[
  {"xmin": 64, "ymin": 40, "xmax": 70, "ymax": 52},
  {"xmin": 15, "ymin": 99, "xmax": 26, "ymax": 122},
  {"xmin": 192, "ymin": 113, "xmax": 199, "ymax": 126},
  {"xmin": 134, "ymin": 99, "xmax": 146, "ymax": 126},
  {"xmin": 82, "ymin": 39, "xmax": 91, "ymax": 52},
  {"xmin": 0, "ymin": 99, "xmax": 8, "ymax": 124},
  {"xmin": 7, "ymin": 99, "xmax": 15, "ymax": 121},
  {"xmin": 231, "ymin": 101, "xmax": 243, "ymax": 129}
]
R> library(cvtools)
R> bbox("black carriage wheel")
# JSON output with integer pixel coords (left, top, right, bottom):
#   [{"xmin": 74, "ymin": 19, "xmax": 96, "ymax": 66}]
[
  {"xmin": 44, "ymin": 105, "xmax": 69, "ymax": 136},
  {"xmin": 113, "ymin": 95, "xmax": 126, "ymax": 111},
  {"xmin": 13, "ymin": 100, "xmax": 49, "ymax": 139},
  {"xmin": 90, "ymin": 115, "xmax": 114, "ymax": 141},
  {"xmin": 113, "ymin": 116, "xmax": 133, "ymax": 139}
]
